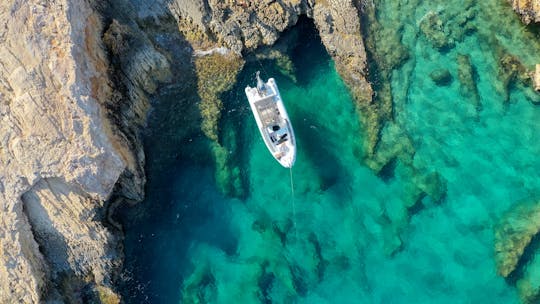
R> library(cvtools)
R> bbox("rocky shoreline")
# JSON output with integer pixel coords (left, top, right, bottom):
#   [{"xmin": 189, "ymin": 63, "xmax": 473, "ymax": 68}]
[
  {"xmin": 1, "ymin": 0, "xmax": 539, "ymax": 302},
  {"xmin": 0, "ymin": 0, "xmax": 374, "ymax": 301}
]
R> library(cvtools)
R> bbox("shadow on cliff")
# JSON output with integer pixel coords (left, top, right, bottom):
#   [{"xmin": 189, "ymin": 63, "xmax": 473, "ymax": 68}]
[{"xmin": 98, "ymin": 1, "xmax": 240, "ymax": 302}]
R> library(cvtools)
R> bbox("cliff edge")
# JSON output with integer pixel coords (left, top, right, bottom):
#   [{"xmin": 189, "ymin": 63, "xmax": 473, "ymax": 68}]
[{"xmin": 0, "ymin": 0, "xmax": 150, "ymax": 301}]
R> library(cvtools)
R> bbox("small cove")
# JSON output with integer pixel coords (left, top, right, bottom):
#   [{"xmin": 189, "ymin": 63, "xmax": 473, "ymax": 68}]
[{"xmin": 118, "ymin": 3, "xmax": 540, "ymax": 303}]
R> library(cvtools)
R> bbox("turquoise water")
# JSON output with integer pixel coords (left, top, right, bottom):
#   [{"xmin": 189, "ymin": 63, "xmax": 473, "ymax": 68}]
[{"xmin": 119, "ymin": 2, "xmax": 540, "ymax": 303}]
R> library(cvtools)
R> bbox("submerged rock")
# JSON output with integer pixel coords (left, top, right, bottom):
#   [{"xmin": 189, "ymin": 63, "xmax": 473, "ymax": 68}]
[
  {"xmin": 457, "ymin": 54, "xmax": 482, "ymax": 111},
  {"xmin": 355, "ymin": 1, "xmax": 407, "ymax": 157},
  {"xmin": 430, "ymin": 69, "xmax": 454, "ymax": 86},
  {"xmin": 419, "ymin": 11, "xmax": 455, "ymax": 50},
  {"xmin": 195, "ymin": 53, "xmax": 244, "ymax": 142},
  {"xmin": 494, "ymin": 201, "xmax": 540, "ymax": 278},
  {"xmin": 194, "ymin": 53, "xmax": 245, "ymax": 197},
  {"xmin": 516, "ymin": 250, "xmax": 540, "ymax": 304}
]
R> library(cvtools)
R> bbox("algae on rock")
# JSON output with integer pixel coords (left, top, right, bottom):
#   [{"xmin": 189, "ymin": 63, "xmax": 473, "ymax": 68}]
[
  {"xmin": 195, "ymin": 53, "xmax": 246, "ymax": 197},
  {"xmin": 457, "ymin": 54, "xmax": 481, "ymax": 112},
  {"xmin": 195, "ymin": 53, "xmax": 244, "ymax": 141},
  {"xmin": 494, "ymin": 200, "xmax": 540, "ymax": 278}
]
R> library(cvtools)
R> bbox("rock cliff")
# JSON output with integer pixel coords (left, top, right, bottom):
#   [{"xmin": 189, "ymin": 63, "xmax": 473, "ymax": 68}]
[
  {"xmin": 508, "ymin": 0, "xmax": 540, "ymax": 24},
  {"xmin": 0, "ymin": 0, "xmax": 162, "ymax": 301}
]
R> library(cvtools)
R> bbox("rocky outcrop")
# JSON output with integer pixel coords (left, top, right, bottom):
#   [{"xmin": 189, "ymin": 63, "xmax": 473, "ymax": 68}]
[
  {"xmin": 494, "ymin": 201, "xmax": 540, "ymax": 277},
  {"xmin": 508, "ymin": 0, "xmax": 540, "ymax": 24},
  {"xmin": 312, "ymin": 0, "xmax": 373, "ymax": 104},
  {"xmin": 495, "ymin": 200, "xmax": 540, "ymax": 303},
  {"xmin": 0, "ymin": 0, "xmax": 168, "ymax": 301},
  {"xmin": 169, "ymin": 0, "xmax": 308, "ymax": 53},
  {"xmin": 311, "ymin": 0, "xmax": 376, "ymax": 153}
]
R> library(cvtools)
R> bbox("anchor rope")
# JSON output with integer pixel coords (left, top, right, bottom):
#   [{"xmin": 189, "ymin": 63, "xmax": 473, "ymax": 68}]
[{"xmin": 290, "ymin": 167, "xmax": 298, "ymax": 240}]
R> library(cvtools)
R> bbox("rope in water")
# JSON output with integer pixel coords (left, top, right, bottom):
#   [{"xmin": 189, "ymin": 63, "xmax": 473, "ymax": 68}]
[{"xmin": 290, "ymin": 166, "xmax": 298, "ymax": 240}]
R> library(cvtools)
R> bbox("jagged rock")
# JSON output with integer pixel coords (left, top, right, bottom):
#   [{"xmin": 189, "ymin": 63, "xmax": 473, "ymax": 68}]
[
  {"xmin": 430, "ymin": 69, "xmax": 454, "ymax": 86},
  {"xmin": 0, "ymin": 0, "xmax": 175, "ymax": 300},
  {"xmin": 508, "ymin": 0, "xmax": 540, "ymax": 24},
  {"xmin": 494, "ymin": 201, "xmax": 540, "ymax": 278},
  {"xmin": 359, "ymin": 1, "xmax": 409, "ymax": 157},
  {"xmin": 169, "ymin": 0, "xmax": 307, "ymax": 53},
  {"xmin": 312, "ymin": 0, "xmax": 376, "ymax": 155},
  {"xmin": 0, "ymin": 0, "xmax": 128, "ymax": 301},
  {"xmin": 312, "ymin": 0, "xmax": 372, "ymax": 104}
]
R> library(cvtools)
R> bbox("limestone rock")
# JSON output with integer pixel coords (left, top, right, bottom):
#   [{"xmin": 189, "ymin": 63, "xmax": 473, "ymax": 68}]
[
  {"xmin": 312, "ymin": 0, "xmax": 374, "ymax": 153},
  {"xmin": 312, "ymin": 0, "xmax": 372, "ymax": 104},
  {"xmin": 0, "ymin": 0, "xmax": 171, "ymax": 300},
  {"xmin": 169, "ymin": 0, "xmax": 308, "ymax": 53},
  {"xmin": 508, "ymin": 0, "xmax": 540, "ymax": 24}
]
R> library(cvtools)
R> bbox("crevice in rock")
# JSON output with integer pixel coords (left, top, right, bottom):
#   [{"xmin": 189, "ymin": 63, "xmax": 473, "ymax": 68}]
[
  {"xmin": 20, "ymin": 177, "xmax": 121, "ymax": 302},
  {"xmin": 507, "ymin": 232, "xmax": 540, "ymax": 285}
]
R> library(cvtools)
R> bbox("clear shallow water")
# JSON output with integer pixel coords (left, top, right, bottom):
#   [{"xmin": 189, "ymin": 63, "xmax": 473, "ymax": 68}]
[{"xmin": 119, "ymin": 2, "xmax": 540, "ymax": 303}]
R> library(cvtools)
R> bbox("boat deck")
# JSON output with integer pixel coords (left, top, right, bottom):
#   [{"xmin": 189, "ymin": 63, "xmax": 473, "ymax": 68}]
[{"xmin": 254, "ymin": 94, "xmax": 281, "ymax": 126}]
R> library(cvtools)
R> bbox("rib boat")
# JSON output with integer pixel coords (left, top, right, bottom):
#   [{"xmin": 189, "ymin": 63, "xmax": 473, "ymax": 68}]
[{"xmin": 245, "ymin": 71, "xmax": 296, "ymax": 168}]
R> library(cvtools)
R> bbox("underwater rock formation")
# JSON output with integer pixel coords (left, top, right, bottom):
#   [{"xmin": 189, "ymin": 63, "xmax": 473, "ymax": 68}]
[
  {"xmin": 195, "ymin": 53, "xmax": 244, "ymax": 141},
  {"xmin": 194, "ymin": 52, "xmax": 245, "ymax": 197},
  {"xmin": 495, "ymin": 200, "xmax": 540, "ymax": 303},
  {"xmin": 457, "ymin": 54, "xmax": 482, "ymax": 111},
  {"xmin": 419, "ymin": 11, "xmax": 455, "ymax": 50},
  {"xmin": 494, "ymin": 50, "xmax": 534, "ymax": 104},
  {"xmin": 494, "ymin": 201, "xmax": 540, "ymax": 278},
  {"xmin": 430, "ymin": 69, "xmax": 454, "ymax": 86},
  {"xmin": 516, "ymin": 251, "xmax": 540, "ymax": 304},
  {"xmin": 508, "ymin": 0, "xmax": 540, "ymax": 24}
]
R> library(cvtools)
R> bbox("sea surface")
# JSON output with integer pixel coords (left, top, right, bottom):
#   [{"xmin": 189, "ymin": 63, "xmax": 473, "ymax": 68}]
[{"xmin": 118, "ymin": 1, "xmax": 540, "ymax": 303}]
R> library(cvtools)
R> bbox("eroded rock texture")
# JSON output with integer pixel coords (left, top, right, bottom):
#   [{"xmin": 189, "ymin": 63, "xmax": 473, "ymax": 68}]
[
  {"xmin": 508, "ymin": 0, "xmax": 540, "ymax": 24},
  {"xmin": 495, "ymin": 201, "xmax": 540, "ymax": 278},
  {"xmin": 0, "ymin": 0, "xmax": 156, "ymax": 301}
]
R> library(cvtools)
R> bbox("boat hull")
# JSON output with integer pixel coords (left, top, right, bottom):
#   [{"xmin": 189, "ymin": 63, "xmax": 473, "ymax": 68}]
[{"xmin": 245, "ymin": 77, "xmax": 296, "ymax": 168}]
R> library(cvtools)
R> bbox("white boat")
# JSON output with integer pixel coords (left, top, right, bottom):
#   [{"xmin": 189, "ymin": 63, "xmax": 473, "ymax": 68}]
[{"xmin": 245, "ymin": 71, "xmax": 296, "ymax": 168}]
